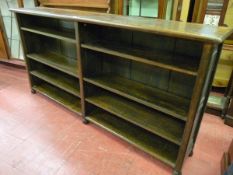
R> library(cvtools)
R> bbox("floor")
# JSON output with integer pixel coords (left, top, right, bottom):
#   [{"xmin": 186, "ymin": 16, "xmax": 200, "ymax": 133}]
[{"xmin": 0, "ymin": 63, "xmax": 233, "ymax": 175}]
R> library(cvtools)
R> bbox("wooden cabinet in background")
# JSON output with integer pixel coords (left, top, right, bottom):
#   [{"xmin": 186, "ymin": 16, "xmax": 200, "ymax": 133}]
[
  {"xmin": 0, "ymin": 31, "xmax": 8, "ymax": 60},
  {"xmin": 38, "ymin": 0, "xmax": 111, "ymax": 13},
  {"xmin": 0, "ymin": 16, "xmax": 8, "ymax": 60}
]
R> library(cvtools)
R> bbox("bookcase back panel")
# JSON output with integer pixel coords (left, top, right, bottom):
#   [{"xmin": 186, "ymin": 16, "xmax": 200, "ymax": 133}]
[
  {"xmin": 81, "ymin": 23, "xmax": 202, "ymax": 74},
  {"xmin": 30, "ymin": 60, "xmax": 79, "ymax": 86},
  {"xmin": 19, "ymin": 14, "xmax": 75, "ymax": 34},
  {"xmin": 82, "ymin": 24, "xmax": 132, "ymax": 45},
  {"xmin": 131, "ymin": 62, "xmax": 169, "ymax": 90},
  {"xmin": 83, "ymin": 49, "xmax": 194, "ymax": 99},
  {"xmin": 132, "ymin": 31, "xmax": 175, "ymax": 52},
  {"xmin": 175, "ymin": 39, "xmax": 203, "ymax": 58},
  {"xmin": 102, "ymin": 56, "xmax": 131, "ymax": 78},
  {"xmin": 169, "ymin": 72, "xmax": 196, "ymax": 99},
  {"xmin": 24, "ymin": 32, "xmax": 77, "ymax": 60}
]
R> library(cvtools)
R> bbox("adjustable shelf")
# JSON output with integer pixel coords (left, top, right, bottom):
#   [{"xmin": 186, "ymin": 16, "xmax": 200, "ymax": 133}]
[
  {"xmin": 32, "ymin": 83, "xmax": 81, "ymax": 115},
  {"xmin": 86, "ymin": 108, "xmax": 179, "ymax": 167},
  {"xmin": 30, "ymin": 69, "xmax": 80, "ymax": 97},
  {"xmin": 21, "ymin": 26, "xmax": 76, "ymax": 43},
  {"xmin": 86, "ymin": 90, "xmax": 184, "ymax": 145},
  {"xmin": 27, "ymin": 52, "xmax": 78, "ymax": 78},
  {"xmin": 81, "ymin": 41, "xmax": 198, "ymax": 76},
  {"xmin": 84, "ymin": 75, "xmax": 189, "ymax": 121}
]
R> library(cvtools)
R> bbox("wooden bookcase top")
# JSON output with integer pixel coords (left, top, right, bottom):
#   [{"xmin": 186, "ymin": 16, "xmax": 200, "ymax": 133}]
[{"xmin": 11, "ymin": 7, "xmax": 233, "ymax": 43}]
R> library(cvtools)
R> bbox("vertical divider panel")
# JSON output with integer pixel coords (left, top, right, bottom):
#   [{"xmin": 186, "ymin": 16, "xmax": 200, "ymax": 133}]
[{"xmin": 75, "ymin": 22, "xmax": 86, "ymax": 119}]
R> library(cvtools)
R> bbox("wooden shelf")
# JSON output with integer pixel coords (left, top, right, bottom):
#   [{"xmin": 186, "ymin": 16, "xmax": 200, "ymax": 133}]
[
  {"xmin": 86, "ymin": 109, "xmax": 178, "ymax": 167},
  {"xmin": 31, "ymin": 70, "xmax": 80, "ymax": 97},
  {"xmin": 86, "ymin": 91, "xmax": 184, "ymax": 145},
  {"xmin": 27, "ymin": 52, "xmax": 78, "ymax": 78},
  {"xmin": 33, "ymin": 83, "xmax": 81, "ymax": 115},
  {"xmin": 84, "ymin": 75, "xmax": 189, "ymax": 121},
  {"xmin": 81, "ymin": 41, "xmax": 198, "ymax": 76},
  {"xmin": 21, "ymin": 26, "xmax": 76, "ymax": 43}
]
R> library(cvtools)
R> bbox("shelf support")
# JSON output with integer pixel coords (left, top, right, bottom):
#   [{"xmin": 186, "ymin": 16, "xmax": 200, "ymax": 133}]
[
  {"xmin": 174, "ymin": 43, "xmax": 222, "ymax": 172},
  {"xmin": 75, "ymin": 22, "xmax": 86, "ymax": 119}
]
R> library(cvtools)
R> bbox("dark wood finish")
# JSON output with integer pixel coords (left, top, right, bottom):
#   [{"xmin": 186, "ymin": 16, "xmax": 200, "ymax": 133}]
[
  {"xmin": 12, "ymin": 8, "xmax": 233, "ymax": 175},
  {"xmin": 30, "ymin": 69, "xmax": 80, "ymax": 97},
  {"xmin": 86, "ymin": 90, "xmax": 184, "ymax": 145},
  {"xmin": 14, "ymin": 13, "xmax": 33, "ymax": 88},
  {"xmin": 86, "ymin": 109, "xmax": 179, "ymax": 167},
  {"xmin": 21, "ymin": 26, "xmax": 76, "ymax": 43},
  {"xmin": 84, "ymin": 75, "xmax": 190, "ymax": 121},
  {"xmin": 81, "ymin": 41, "xmax": 198, "ymax": 76},
  {"xmin": 27, "ymin": 52, "xmax": 78, "ymax": 78},
  {"xmin": 75, "ymin": 22, "xmax": 86, "ymax": 118},
  {"xmin": 11, "ymin": 8, "xmax": 233, "ymax": 43},
  {"xmin": 32, "ymin": 83, "xmax": 81, "ymax": 114},
  {"xmin": 175, "ymin": 44, "xmax": 222, "ymax": 173}
]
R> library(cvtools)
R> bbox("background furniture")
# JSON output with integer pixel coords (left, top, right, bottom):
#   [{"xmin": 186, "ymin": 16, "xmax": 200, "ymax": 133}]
[
  {"xmin": 187, "ymin": 0, "xmax": 233, "ymax": 118},
  {"xmin": 0, "ymin": 0, "xmax": 25, "ymax": 60},
  {"xmin": 118, "ymin": 0, "xmax": 176, "ymax": 19},
  {"xmin": 12, "ymin": 7, "xmax": 233, "ymax": 175},
  {"xmin": 225, "ymin": 81, "xmax": 233, "ymax": 126},
  {"xmin": 207, "ymin": 46, "xmax": 233, "ymax": 117},
  {"xmin": 0, "ymin": 10, "xmax": 8, "ymax": 60},
  {"xmin": 221, "ymin": 139, "xmax": 233, "ymax": 175},
  {"xmin": 38, "ymin": 0, "xmax": 111, "ymax": 13}
]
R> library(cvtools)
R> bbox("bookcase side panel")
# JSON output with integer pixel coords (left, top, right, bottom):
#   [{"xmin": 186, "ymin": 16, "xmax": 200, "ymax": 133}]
[
  {"xmin": 15, "ymin": 13, "xmax": 34, "ymax": 88},
  {"xmin": 174, "ymin": 43, "xmax": 222, "ymax": 173}
]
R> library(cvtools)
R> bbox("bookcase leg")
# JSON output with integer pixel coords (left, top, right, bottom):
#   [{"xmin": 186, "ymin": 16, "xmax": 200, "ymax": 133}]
[
  {"xmin": 189, "ymin": 150, "xmax": 193, "ymax": 157},
  {"xmin": 173, "ymin": 170, "xmax": 182, "ymax": 175},
  {"xmin": 83, "ymin": 118, "xmax": 89, "ymax": 124},
  {"xmin": 31, "ymin": 89, "xmax": 36, "ymax": 94}
]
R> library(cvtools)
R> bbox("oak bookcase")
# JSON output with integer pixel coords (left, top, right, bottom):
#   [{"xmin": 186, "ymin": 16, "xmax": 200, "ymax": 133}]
[{"xmin": 12, "ymin": 7, "xmax": 233, "ymax": 175}]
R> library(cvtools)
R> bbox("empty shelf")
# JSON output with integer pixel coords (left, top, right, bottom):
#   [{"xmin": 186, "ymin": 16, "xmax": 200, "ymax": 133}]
[
  {"xmin": 31, "ymin": 70, "xmax": 80, "ymax": 97},
  {"xmin": 86, "ymin": 91, "xmax": 184, "ymax": 145},
  {"xmin": 21, "ymin": 26, "xmax": 76, "ymax": 43},
  {"xmin": 84, "ymin": 75, "xmax": 189, "ymax": 121},
  {"xmin": 33, "ymin": 83, "xmax": 81, "ymax": 115},
  {"xmin": 86, "ymin": 109, "xmax": 178, "ymax": 167},
  {"xmin": 81, "ymin": 41, "xmax": 198, "ymax": 76},
  {"xmin": 27, "ymin": 52, "xmax": 78, "ymax": 78}
]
